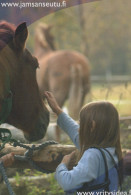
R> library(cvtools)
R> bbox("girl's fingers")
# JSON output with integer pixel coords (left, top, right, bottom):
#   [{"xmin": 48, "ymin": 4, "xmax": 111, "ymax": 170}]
[
  {"xmin": 1, "ymin": 153, "xmax": 15, "ymax": 167},
  {"xmin": 44, "ymin": 91, "xmax": 49, "ymax": 97},
  {"xmin": 45, "ymin": 91, "xmax": 53, "ymax": 98},
  {"xmin": 44, "ymin": 92, "xmax": 51, "ymax": 100},
  {"xmin": 69, "ymin": 151, "xmax": 76, "ymax": 156}
]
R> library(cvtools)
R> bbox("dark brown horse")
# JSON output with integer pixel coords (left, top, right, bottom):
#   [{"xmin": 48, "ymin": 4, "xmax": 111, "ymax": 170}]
[
  {"xmin": 0, "ymin": 21, "xmax": 49, "ymax": 141},
  {"xmin": 35, "ymin": 23, "xmax": 90, "ymax": 121}
]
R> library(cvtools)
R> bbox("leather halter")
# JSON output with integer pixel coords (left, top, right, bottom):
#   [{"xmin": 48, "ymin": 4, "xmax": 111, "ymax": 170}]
[{"xmin": 0, "ymin": 76, "xmax": 13, "ymax": 125}]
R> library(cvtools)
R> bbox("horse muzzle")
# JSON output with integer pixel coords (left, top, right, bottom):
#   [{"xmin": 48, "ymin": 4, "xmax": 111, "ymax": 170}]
[{"xmin": 24, "ymin": 112, "xmax": 50, "ymax": 142}]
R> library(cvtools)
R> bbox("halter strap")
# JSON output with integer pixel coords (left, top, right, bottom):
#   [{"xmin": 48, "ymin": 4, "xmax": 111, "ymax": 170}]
[
  {"xmin": 0, "ymin": 75, "xmax": 13, "ymax": 125},
  {"xmin": 103, "ymin": 148, "xmax": 122, "ymax": 190}
]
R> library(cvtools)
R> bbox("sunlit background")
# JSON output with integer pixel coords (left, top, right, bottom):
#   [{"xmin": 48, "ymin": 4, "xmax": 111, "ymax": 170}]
[{"xmin": 28, "ymin": 0, "xmax": 131, "ymax": 117}]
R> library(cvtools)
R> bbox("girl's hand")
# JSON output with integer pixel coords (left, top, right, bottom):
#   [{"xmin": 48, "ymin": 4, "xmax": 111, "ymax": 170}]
[
  {"xmin": 0, "ymin": 153, "xmax": 14, "ymax": 167},
  {"xmin": 61, "ymin": 151, "xmax": 76, "ymax": 167},
  {"xmin": 44, "ymin": 91, "xmax": 62, "ymax": 116}
]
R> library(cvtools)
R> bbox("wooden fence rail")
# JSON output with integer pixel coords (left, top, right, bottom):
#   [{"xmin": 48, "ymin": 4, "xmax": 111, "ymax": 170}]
[
  {"xmin": 0, "ymin": 144, "xmax": 130, "ymax": 175},
  {"xmin": 0, "ymin": 116, "xmax": 131, "ymax": 174},
  {"xmin": 1, "ymin": 144, "xmax": 75, "ymax": 171},
  {"xmin": 91, "ymin": 75, "xmax": 131, "ymax": 83}
]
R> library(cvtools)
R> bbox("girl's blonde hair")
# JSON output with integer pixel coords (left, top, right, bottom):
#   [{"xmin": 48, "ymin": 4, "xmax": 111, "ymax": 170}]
[{"xmin": 79, "ymin": 101, "xmax": 122, "ymax": 161}]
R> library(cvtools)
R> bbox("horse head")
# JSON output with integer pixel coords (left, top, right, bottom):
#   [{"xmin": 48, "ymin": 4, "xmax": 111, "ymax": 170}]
[{"xmin": 0, "ymin": 21, "xmax": 49, "ymax": 141}]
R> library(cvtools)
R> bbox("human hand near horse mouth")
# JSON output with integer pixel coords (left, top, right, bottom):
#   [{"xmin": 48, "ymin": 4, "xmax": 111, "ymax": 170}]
[
  {"xmin": 44, "ymin": 91, "xmax": 62, "ymax": 116},
  {"xmin": 0, "ymin": 153, "xmax": 14, "ymax": 167}
]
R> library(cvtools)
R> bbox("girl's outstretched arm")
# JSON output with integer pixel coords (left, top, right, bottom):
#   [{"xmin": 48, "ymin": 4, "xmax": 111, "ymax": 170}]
[
  {"xmin": 44, "ymin": 91, "xmax": 80, "ymax": 148},
  {"xmin": 57, "ymin": 112, "xmax": 79, "ymax": 148}
]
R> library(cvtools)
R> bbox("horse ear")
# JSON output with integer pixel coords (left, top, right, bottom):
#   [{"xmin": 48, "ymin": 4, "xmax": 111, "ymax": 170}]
[{"xmin": 14, "ymin": 22, "xmax": 28, "ymax": 51}]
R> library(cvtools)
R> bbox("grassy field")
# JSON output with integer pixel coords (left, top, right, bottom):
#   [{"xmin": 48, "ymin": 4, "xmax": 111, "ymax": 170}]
[{"xmin": 85, "ymin": 82, "xmax": 131, "ymax": 116}]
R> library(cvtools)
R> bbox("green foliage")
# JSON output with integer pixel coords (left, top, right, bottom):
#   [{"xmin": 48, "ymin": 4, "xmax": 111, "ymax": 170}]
[
  {"xmin": 122, "ymin": 176, "xmax": 131, "ymax": 192},
  {"xmin": 27, "ymin": 184, "xmax": 46, "ymax": 195},
  {"xmin": 13, "ymin": 171, "xmax": 45, "ymax": 195},
  {"xmin": 24, "ymin": 169, "xmax": 43, "ymax": 177},
  {"xmin": 46, "ymin": 173, "xmax": 64, "ymax": 195},
  {"xmin": 13, "ymin": 172, "xmax": 21, "ymax": 187},
  {"xmin": 13, "ymin": 170, "xmax": 64, "ymax": 195}
]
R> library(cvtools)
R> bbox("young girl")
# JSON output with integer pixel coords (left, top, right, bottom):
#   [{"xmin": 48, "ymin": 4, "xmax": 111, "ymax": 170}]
[{"xmin": 45, "ymin": 91, "xmax": 122, "ymax": 194}]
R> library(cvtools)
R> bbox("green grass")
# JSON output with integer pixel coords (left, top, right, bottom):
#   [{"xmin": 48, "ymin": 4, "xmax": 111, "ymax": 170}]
[{"xmin": 85, "ymin": 82, "xmax": 131, "ymax": 116}]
